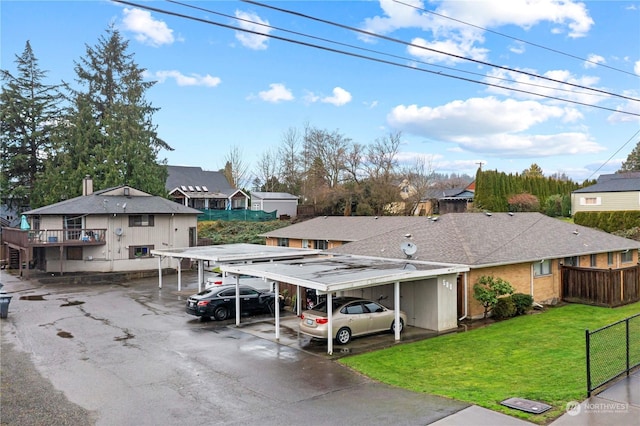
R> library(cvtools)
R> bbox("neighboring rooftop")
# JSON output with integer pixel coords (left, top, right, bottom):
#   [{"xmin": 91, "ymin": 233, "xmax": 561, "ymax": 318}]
[
  {"xmin": 260, "ymin": 216, "xmax": 428, "ymax": 242},
  {"xmin": 328, "ymin": 212, "xmax": 640, "ymax": 267},
  {"xmin": 166, "ymin": 165, "xmax": 235, "ymax": 195},
  {"xmin": 573, "ymin": 172, "xmax": 640, "ymax": 193}
]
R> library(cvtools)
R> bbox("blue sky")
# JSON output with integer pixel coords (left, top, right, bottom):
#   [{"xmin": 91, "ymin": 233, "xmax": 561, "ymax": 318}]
[{"xmin": 3, "ymin": 0, "xmax": 640, "ymax": 183}]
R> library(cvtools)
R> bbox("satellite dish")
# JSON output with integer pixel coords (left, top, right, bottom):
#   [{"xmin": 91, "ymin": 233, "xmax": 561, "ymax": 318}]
[
  {"xmin": 114, "ymin": 227, "xmax": 124, "ymax": 236},
  {"xmin": 400, "ymin": 242, "xmax": 417, "ymax": 258}
]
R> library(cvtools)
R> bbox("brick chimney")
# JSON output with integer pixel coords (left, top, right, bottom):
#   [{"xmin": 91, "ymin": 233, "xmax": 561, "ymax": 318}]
[{"xmin": 82, "ymin": 175, "xmax": 94, "ymax": 196}]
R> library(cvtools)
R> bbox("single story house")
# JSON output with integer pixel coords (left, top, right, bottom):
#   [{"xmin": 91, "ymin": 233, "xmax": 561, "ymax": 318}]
[
  {"xmin": 166, "ymin": 165, "xmax": 249, "ymax": 210},
  {"xmin": 263, "ymin": 212, "xmax": 640, "ymax": 319},
  {"xmin": 571, "ymin": 172, "xmax": 640, "ymax": 214},
  {"xmin": 250, "ymin": 192, "xmax": 299, "ymax": 218},
  {"xmin": 2, "ymin": 176, "xmax": 201, "ymax": 275},
  {"xmin": 260, "ymin": 216, "xmax": 427, "ymax": 250}
]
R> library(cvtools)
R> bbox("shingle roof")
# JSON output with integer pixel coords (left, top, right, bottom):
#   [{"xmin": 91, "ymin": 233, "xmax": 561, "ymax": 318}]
[
  {"xmin": 24, "ymin": 187, "xmax": 201, "ymax": 216},
  {"xmin": 260, "ymin": 216, "xmax": 428, "ymax": 242},
  {"xmin": 166, "ymin": 165, "xmax": 234, "ymax": 195},
  {"xmin": 327, "ymin": 212, "xmax": 640, "ymax": 267},
  {"xmin": 573, "ymin": 173, "xmax": 640, "ymax": 193}
]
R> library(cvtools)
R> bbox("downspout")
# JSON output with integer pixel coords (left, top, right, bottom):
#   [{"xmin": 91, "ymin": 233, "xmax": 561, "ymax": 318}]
[{"xmin": 458, "ymin": 272, "xmax": 468, "ymax": 321}]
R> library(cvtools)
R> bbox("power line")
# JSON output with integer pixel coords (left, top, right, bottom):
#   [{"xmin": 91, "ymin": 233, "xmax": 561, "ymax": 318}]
[
  {"xmin": 393, "ymin": 0, "xmax": 639, "ymax": 78},
  {"xmin": 167, "ymin": 0, "xmax": 613, "ymax": 101},
  {"xmin": 110, "ymin": 0, "xmax": 640, "ymax": 117},
  {"xmin": 242, "ymin": 0, "xmax": 640, "ymax": 103},
  {"xmin": 586, "ymin": 129, "xmax": 640, "ymax": 181}
]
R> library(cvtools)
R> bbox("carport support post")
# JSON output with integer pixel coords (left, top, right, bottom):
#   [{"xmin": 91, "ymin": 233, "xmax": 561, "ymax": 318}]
[
  {"xmin": 296, "ymin": 286, "xmax": 301, "ymax": 316},
  {"xmin": 177, "ymin": 258, "xmax": 182, "ymax": 291},
  {"xmin": 197, "ymin": 259, "xmax": 204, "ymax": 292},
  {"xmin": 327, "ymin": 295, "xmax": 333, "ymax": 355},
  {"xmin": 394, "ymin": 281, "xmax": 401, "ymax": 341},
  {"xmin": 158, "ymin": 256, "xmax": 163, "ymax": 288},
  {"xmin": 275, "ymin": 281, "xmax": 280, "ymax": 341}
]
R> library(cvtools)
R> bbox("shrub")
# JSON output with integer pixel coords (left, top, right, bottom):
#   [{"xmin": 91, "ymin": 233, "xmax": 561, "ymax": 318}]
[
  {"xmin": 473, "ymin": 276, "xmax": 515, "ymax": 319},
  {"xmin": 493, "ymin": 296, "xmax": 516, "ymax": 319},
  {"xmin": 511, "ymin": 293, "xmax": 534, "ymax": 315}
]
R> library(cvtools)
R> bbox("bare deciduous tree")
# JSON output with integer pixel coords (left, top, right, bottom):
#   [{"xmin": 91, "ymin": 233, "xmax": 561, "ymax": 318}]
[{"xmin": 223, "ymin": 145, "xmax": 250, "ymax": 189}]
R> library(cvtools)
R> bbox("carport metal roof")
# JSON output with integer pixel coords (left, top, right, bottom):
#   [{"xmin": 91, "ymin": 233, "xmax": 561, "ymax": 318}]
[
  {"xmin": 152, "ymin": 243, "xmax": 322, "ymax": 263},
  {"xmin": 221, "ymin": 255, "xmax": 468, "ymax": 293}
]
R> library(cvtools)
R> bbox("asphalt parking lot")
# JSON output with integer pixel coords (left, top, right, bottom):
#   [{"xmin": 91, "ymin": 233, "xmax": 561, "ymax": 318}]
[{"xmin": 1, "ymin": 270, "xmax": 471, "ymax": 426}]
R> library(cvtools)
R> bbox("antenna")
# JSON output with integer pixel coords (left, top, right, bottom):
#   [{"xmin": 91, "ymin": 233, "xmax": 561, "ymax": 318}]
[
  {"xmin": 400, "ymin": 242, "xmax": 417, "ymax": 258},
  {"xmin": 114, "ymin": 227, "xmax": 124, "ymax": 236}
]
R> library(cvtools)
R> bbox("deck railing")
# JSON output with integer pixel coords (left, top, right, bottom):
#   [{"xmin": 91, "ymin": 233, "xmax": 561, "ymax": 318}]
[{"xmin": 2, "ymin": 227, "xmax": 107, "ymax": 248}]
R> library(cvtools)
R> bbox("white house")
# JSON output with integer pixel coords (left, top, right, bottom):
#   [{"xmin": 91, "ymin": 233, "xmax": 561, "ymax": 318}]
[{"xmin": 250, "ymin": 192, "xmax": 299, "ymax": 218}]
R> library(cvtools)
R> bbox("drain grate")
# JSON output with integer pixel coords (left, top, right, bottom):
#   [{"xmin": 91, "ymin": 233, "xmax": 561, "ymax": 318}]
[{"xmin": 500, "ymin": 397, "xmax": 552, "ymax": 414}]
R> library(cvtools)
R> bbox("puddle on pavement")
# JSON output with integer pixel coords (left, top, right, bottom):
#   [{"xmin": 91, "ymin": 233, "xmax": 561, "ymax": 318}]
[
  {"xmin": 20, "ymin": 295, "xmax": 47, "ymax": 300},
  {"xmin": 60, "ymin": 300, "xmax": 85, "ymax": 307},
  {"xmin": 57, "ymin": 331, "xmax": 73, "ymax": 338}
]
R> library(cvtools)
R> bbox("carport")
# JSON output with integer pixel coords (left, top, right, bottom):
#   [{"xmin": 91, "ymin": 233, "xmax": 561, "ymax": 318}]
[
  {"xmin": 151, "ymin": 243, "xmax": 321, "ymax": 292},
  {"xmin": 222, "ymin": 255, "xmax": 468, "ymax": 354}
]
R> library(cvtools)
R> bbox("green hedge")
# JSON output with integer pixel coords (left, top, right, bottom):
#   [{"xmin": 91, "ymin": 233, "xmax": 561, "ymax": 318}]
[{"xmin": 574, "ymin": 211, "xmax": 640, "ymax": 232}]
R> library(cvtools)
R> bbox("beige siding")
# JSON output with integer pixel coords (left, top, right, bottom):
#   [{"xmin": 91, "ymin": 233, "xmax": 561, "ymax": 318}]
[
  {"xmin": 43, "ymin": 213, "xmax": 197, "ymax": 273},
  {"xmin": 571, "ymin": 191, "xmax": 640, "ymax": 213}
]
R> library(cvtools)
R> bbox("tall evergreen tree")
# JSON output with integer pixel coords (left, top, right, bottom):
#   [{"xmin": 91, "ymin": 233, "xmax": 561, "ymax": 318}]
[
  {"xmin": 39, "ymin": 26, "xmax": 171, "ymax": 202},
  {"xmin": 619, "ymin": 141, "xmax": 640, "ymax": 172},
  {"xmin": 0, "ymin": 41, "xmax": 62, "ymax": 209}
]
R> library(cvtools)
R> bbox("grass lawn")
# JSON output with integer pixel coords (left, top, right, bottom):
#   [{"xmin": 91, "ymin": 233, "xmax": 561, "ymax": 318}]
[{"xmin": 339, "ymin": 302, "xmax": 640, "ymax": 424}]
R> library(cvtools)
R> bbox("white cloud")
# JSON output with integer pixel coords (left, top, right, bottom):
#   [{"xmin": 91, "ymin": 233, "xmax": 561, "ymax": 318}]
[
  {"xmin": 321, "ymin": 87, "xmax": 352, "ymax": 106},
  {"xmin": 387, "ymin": 97, "xmax": 604, "ymax": 157},
  {"xmin": 484, "ymin": 67, "xmax": 602, "ymax": 106},
  {"xmin": 259, "ymin": 83, "xmax": 294, "ymax": 103},
  {"xmin": 608, "ymin": 96, "xmax": 640, "ymax": 123},
  {"xmin": 408, "ymin": 35, "xmax": 488, "ymax": 64},
  {"xmin": 584, "ymin": 54, "xmax": 605, "ymax": 69},
  {"xmin": 235, "ymin": 10, "xmax": 271, "ymax": 50},
  {"xmin": 635, "ymin": 60, "xmax": 640, "ymax": 76},
  {"xmin": 360, "ymin": 0, "xmax": 594, "ymax": 64},
  {"xmin": 122, "ymin": 8, "xmax": 175, "ymax": 47},
  {"xmin": 153, "ymin": 70, "xmax": 221, "ymax": 87}
]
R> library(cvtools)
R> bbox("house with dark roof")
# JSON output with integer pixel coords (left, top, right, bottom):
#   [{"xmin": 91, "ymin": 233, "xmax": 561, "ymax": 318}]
[
  {"xmin": 261, "ymin": 216, "xmax": 427, "ymax": 250},
  {"xmin": 2, "ymin": 176, "xmax": 201, "ymax": 276},
  {"xmin": 571, "ymin": 172, "xmax": 640, "ymax": 214},
  {"xmin": 250, "ymin": 192, "xmax": 299, "ymax": 218},
  {"xmin": 265, "ymin": 213, "xmax": 640, "ymax": 319},
  {"xmin": 166, "ymin": 165, "xmax": 249, "ymax": 210}
]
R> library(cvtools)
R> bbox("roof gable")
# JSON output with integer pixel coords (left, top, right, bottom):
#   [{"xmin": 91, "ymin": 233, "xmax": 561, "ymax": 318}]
[
  {"xmin": 166, "ymin": 165, "xmax": 234, "ymax": 195},
  {"xmin": 24, "ymin": 186, "xmax": 201, "ymax": 216}
]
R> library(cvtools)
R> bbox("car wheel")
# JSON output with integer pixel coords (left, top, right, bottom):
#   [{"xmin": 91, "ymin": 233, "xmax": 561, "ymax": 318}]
[
  {"xmin": 336, "ymin": 327, "xmax": 352, "ymax": 345},
  {"xmin": 391, "ymin": 318, "xmax": 404, "ymax": 334},
  {"xmin": 214, "ymin": 306, "xmax": 229, "ymax": 321}
]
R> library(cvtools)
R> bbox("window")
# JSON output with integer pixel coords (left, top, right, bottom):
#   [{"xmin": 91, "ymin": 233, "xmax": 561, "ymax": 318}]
[
  {"xmin": 67, "ymin": 247, "xmax": 83, "ymax": 260},
  {"xmin": 343, "ymin": 303, "xmax": 364, "ymax": 314},
  {"xmin": 590, "ymin": 254, "xmax": 597, "ymax": 267},
  {"xmin": 581, "ymin": 197, "xmax": 601, "ymax": 205},
  {"xmin": 129, "ymin": 215, "xmax": 154, "ymax": 227},
  {"xmin": 129, "ymin": 245, "xmax": 154, "ymax": 259},
  {"xmin": 621, "ymin": 250, "xmax": 633, "ymax": 263},
  {"xmin": 64, "ymin": 215, "xmax": 83, "ymax": 240},
  {"xmin": 563, "ymin": 256, "xmax": 578, "ymax": 267},
  {"xmin": 608, "ymin": 252, "xmax": 614, "ymax": 266},
  {"xmin": 314, "ymin": 240, "xmax": 328, "ymax": 250},
  {"xmin": 533, "ymin": 259, "xmax": 552, "ymax": 276},
  {"xmin": 301, "ymin": 239, "xmax": 309, "ymax": 249},
  {"xmin": 277, "ymin": 238, "xmax": 289, "ymax": 247}
]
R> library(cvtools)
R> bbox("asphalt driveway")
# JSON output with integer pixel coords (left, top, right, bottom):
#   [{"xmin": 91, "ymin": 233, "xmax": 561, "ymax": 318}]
[{"xmin": 1, "ymin": 271, "xmax": 469, "ymax": 426}]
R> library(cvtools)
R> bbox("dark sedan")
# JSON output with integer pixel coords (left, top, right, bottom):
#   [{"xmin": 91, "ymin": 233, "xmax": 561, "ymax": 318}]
[{"xmin": 186, "ymin": 284, "xmax": 281, "ymax": 321}]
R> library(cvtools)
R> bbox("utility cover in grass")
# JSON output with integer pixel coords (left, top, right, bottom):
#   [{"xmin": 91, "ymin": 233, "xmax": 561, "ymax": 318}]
[{"xmin": 500, "ymin": 397, "xmax": 552, "ymax": 414}]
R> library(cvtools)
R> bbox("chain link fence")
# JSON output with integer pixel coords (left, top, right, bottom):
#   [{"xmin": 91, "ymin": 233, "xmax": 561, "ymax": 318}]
[{"xmin": 586, "ymin": 313, "xmax": 640, "ymax": 396}]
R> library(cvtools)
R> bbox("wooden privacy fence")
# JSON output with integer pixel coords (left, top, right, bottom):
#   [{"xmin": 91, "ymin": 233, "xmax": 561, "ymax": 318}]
[{"xmin": 562, "ymin": 264, "xmax": 640, "ymax": 307}]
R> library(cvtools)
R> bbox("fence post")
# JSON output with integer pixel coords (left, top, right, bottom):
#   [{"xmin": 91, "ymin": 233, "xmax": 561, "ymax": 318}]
[
  {"xmin": 626, "ymin": 318, "xmax": 630, "ymax": 377},
  {"xmin": 586, "ymin": 329, "xmax": 591, "ymax": 397}
]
